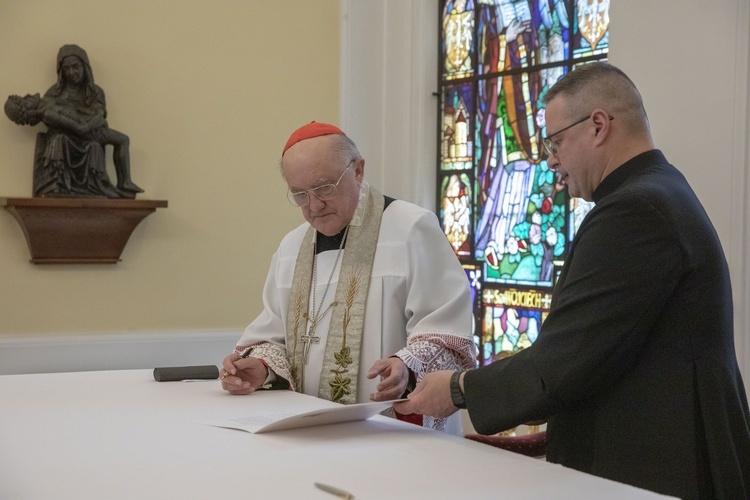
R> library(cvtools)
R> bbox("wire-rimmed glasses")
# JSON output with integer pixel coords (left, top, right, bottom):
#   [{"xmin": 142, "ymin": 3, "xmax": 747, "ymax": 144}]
[
  {"xmin": 286, "ymin": 159, "xmax": 355, "ymax": 207},
  {"xmin": 542, "ymin": 114, "xmax": 614, "ymax": 157}
]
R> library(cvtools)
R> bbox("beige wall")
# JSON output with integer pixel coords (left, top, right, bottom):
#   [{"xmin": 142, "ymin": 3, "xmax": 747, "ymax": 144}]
[
  {"xmin": 608, "ymin": 0, "xmax": 749, "ymax": 381},
  {"xmin": 0, "ymin": 1, "xmax": 339, "ymax": 336}
]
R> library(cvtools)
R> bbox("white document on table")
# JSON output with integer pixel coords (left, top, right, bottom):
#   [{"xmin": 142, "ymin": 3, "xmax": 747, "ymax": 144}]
[{"xmin": 198, "ymin": 399, "xmax": 406, "ymax": 434}]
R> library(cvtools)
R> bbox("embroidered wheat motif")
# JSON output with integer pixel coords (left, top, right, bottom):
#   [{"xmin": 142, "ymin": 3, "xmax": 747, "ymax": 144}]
[{"xmin": 329, "ymin": 270, "xmax": 361, "ymax": 402}]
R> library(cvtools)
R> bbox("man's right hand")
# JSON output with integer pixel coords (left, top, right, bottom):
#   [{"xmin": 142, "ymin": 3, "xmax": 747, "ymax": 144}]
[{"xmin": 220, "ymin": 353, "xmax": 269, "ymax": 395}]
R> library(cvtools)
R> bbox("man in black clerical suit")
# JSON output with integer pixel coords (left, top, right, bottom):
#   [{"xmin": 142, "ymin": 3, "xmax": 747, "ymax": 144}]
[{"xmin": 395, "ymin": 62, "xmax": 750, "ymax": 499}]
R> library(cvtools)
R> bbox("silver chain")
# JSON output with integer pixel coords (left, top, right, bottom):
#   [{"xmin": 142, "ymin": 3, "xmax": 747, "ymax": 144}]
[{"xmin": 307, "ymin": 225, "xmax": 350, "ymax": 340}]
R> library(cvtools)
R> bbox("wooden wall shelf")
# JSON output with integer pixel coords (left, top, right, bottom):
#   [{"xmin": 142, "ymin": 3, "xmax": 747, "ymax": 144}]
[{"xmin": 0, "ymin": 197, "xmax": 168, "ymax": 264}]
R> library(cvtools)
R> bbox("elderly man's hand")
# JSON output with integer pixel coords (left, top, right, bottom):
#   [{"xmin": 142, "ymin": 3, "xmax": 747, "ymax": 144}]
[
  {"xmin": 392, "ymin": 370, "xmax": 459, "ymax": 418},
  {"xmin": 367, "ymin": 357, "xmax": 410, "ymax": 401},
  {"xmin": 220, "ymin": 353, "xmax": 269, "ymax": 395}
]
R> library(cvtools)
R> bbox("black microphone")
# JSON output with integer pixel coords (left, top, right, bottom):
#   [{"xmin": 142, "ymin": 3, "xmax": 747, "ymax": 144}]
[{"xmin": 153, "ymin": 365, "xmax": 219, "ymax": 382}]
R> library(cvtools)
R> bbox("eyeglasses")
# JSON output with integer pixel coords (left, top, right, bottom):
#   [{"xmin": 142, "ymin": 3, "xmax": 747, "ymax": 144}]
[
  {"xmin": 286, "ymin": 159, "xmax": 355, "ymax": 207},
  {"xmin": 542, "ymin": 114, "xmax": 614, "ymax": 157}
]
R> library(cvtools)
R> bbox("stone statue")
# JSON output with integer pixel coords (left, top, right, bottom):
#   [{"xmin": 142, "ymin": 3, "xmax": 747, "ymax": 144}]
[{"xmin": 4, "ymin": 44, "xmax": 143, "ymax": 199}]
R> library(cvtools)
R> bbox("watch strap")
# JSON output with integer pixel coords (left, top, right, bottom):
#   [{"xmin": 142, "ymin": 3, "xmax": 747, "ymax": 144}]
[{"xmin": 450, "ymin": 370, "xmax": 466, "ymax": 409}]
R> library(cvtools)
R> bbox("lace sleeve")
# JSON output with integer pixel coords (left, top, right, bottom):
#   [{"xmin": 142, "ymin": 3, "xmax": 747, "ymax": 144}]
[
  {"xmin": 394, "ymin": 333, "xmax": 477, "ymax": 432},
  {"xmin": 235, "ymin": 342, "xmax": 296, "ymax": 392},
  {"xmin": 394, "ymin": 332, "xmax": 477, "ymax": 381}
]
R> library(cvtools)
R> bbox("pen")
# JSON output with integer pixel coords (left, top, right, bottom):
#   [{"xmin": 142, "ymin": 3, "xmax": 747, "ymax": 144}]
[
  {"xmin": 220, "ymin": 347, "xmax": 253, "ymax": 380},
  {"xmin": 314, "ymin": 482, "xmax": 354, "ymax": 499}
]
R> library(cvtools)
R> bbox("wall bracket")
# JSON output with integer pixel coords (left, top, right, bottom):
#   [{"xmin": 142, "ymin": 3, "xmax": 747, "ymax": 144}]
[{"xmin": 1, "ymin": 197, "xmax": 167, "ymax": 264}]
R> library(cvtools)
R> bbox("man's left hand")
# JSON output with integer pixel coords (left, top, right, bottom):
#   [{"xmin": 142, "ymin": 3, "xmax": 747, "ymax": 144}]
[
  {"xmin": 392, "ymin": 370, "xmax": 459, "ymax": 418},
  {"xmin": 367, "ymin": 357, "xmax": 409, "ymax": 401}
]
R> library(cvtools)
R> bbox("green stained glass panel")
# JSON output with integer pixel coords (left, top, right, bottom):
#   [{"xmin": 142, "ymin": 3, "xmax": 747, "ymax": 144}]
[{"xmin": 480, "ymin": 285, "xmax": 552, "ymax": 366}]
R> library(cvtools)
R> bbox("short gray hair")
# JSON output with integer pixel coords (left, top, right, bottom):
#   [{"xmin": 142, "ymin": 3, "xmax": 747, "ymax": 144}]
[
  {"xmin": 543, "ymin": 62, "xmax": 649, "ymax": 131},
  {"xmin": 277, "ymin": 133, "xmax": 363, "ymax": 176},
  {"xmin": 330, "ymin": 133, "xmax": 362, "ymax": 163}
]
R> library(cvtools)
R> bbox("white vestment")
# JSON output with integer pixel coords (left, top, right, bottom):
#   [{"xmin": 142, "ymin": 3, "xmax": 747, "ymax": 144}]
[{"xmin": 236, "ymin": 195, "xmax": 476, "ymax": 432}]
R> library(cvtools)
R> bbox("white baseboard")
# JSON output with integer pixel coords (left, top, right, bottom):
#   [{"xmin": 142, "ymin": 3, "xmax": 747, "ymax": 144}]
[{"xmin": 0, "ymin": 330, "xmax": 241, "ymax": 375}]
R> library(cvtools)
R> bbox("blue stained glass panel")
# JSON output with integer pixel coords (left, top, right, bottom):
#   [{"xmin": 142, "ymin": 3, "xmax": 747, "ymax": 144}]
[{"xmin": 441, "ymin": 83, "xmax": 474, "ymax": 171}]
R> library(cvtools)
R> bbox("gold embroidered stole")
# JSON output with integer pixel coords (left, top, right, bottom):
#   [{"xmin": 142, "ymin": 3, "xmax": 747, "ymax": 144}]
[{"xmin": 286, "ymin": 184, "xmax": 384, "ymax": 404}]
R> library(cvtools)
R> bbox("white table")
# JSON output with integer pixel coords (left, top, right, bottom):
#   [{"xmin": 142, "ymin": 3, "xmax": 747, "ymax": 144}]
[{"xmin": 0, "ymin": 370, "xmax": 669, "ymax": 499}]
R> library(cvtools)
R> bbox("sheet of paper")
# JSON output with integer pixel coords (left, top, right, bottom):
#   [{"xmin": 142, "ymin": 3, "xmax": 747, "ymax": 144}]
[{"xmin": 198, "ymin": 399, "xmax": 406, "ymax": 434}]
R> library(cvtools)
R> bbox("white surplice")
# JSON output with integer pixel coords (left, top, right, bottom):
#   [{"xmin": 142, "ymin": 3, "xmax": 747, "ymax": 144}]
[{"xmin": 236, "ymin": 198, "xmax": 476, "ymax": 432}]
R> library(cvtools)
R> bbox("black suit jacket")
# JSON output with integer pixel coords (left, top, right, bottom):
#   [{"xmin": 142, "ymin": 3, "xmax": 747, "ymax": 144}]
[{"xmin": 465, "ymin": 150, "xmax": 750, "ymax": 499}]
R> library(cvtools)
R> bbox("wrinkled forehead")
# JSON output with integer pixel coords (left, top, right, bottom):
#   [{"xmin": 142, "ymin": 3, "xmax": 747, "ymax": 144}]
[
  {"xmin": 283, "ymin": 153, "xmax": 351, "ymax": 193},
  {"xmin": 282, "ymin": 136, "xmax": 342, "ymax": 172}
]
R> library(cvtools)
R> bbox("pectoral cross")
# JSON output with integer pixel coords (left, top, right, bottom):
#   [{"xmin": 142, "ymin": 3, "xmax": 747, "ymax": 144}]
[
  {"xmin": 300, "ymin": 327, "xmax": 320, "ymax": 365},
  {"xmin": 301, "ymin": 301, "xmax": 337, "ymax": 365}
]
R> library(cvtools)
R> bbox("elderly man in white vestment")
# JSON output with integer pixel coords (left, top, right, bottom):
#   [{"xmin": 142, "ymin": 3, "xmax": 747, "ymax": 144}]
[{"xmin": 221, "ymin": 122, "xmax": 476, "ymax": 432}]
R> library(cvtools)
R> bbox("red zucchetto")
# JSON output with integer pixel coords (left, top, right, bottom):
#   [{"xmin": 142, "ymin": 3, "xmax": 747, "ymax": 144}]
[{"xmin": 282, "ymin": 121, "xmax": 345, "ymax": 155}]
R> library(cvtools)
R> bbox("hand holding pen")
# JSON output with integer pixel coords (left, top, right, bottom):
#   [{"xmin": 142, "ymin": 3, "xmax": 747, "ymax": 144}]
[{"xmin": 219, "ymin": 348, "xmax": 269, "ymax": 395}]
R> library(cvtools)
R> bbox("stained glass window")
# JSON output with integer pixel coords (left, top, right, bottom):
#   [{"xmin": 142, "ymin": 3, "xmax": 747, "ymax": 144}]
[{"xmin": 438, "ymin": 0, "xmax": 610, "ymax": 367}]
